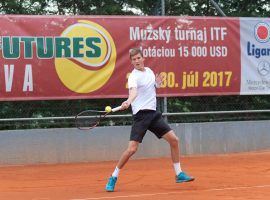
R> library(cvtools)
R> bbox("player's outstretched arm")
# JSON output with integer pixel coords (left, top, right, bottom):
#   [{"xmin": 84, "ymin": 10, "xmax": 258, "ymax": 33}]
[{"xmin": 121, "ymin": 87, "xmax": 137, "ymax": 110}]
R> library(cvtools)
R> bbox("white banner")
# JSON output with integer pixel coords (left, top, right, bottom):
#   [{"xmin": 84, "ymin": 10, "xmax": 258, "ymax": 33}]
[{"xmin": 240, "ymin": 18, "xmax": 270, "ymax": 94}]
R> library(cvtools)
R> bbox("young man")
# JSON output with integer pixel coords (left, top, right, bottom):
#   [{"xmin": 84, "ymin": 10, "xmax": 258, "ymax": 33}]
[{"xmin": 105, "ymin": 48, "xmax": 194, "ymax": 192}]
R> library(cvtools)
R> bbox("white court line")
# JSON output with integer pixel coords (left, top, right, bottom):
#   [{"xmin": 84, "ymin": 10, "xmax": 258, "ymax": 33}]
[{"xmin": 71, "ymin": 184, "xmax": 270, "ymax": 200}]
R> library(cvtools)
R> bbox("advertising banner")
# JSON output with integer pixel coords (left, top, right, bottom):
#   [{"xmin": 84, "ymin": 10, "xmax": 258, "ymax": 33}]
[
  {"xmin": 240, "ymin": 18, "xmax": 270, "ymax": 94},
  {"xmin": 0, "ymin": 15, "xmax": 263, "ymax": 100}
]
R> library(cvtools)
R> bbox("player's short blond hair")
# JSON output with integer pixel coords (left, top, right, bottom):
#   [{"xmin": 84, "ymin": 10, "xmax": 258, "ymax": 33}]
[{"xmin": 129, "ymin": 48, "xmax": 143, "ymax": 59}]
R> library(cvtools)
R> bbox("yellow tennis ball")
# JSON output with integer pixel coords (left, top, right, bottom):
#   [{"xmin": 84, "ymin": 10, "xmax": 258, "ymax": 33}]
[{"xmin": 105, "ymin": 106, "xmax": 112, "ymax": 112}]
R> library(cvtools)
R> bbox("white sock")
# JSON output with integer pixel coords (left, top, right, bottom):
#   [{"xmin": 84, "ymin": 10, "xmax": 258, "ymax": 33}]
[
  {"xmin": 112, "ymin": 166, "xmax": 120, "ymax": 178},
  {"xmin": 173, "ymin": 162, "xmax": 182, "ymax": 176}
]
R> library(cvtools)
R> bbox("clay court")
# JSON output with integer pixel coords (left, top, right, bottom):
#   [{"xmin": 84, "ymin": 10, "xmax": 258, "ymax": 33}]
[{"xmin": 1, "ymin": 151, "xmax": 270, "ymax": 200}]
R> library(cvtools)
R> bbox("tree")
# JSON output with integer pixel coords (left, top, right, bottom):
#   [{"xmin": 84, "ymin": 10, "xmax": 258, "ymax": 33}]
[
  {"xmin": 49, "ymin": 0, "xmax": 137, "ymax": 15},
  {"xmin": 0, "ymin": 0, "xmax": 269, "ymax": 17},
  {"xmin": 0, "ymin": 0, "xmax": 49, "ymax": 14}
]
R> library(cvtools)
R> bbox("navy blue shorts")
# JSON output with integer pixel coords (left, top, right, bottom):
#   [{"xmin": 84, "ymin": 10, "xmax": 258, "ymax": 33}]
[{"xmin": 130, "ymin": 110, "xmax": 172, "ymax": 143}]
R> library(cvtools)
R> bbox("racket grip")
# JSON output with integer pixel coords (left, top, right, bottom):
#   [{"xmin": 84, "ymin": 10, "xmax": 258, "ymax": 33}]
[{"xmin": 111, "ymin": 106, "xmax": 122, "ymax": 112}]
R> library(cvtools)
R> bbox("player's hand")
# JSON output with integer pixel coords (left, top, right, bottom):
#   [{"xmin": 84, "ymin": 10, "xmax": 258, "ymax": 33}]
[
  {"xmin": 155, "ymin": 73, "xmax": 164, "ymax": 88},
  {"xmin": 121, "ymin": 100, "xmax": 130, "ymax": 110}
]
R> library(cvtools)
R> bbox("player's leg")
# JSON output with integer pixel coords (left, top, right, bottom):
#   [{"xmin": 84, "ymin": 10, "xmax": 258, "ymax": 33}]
[
  {"xmin": 162, "ymin": 130, "xmax": 180, "ymax": 163},
  {"xmin": 149, "ymin": 112, "xmax": 194, "ymax": 183},
  {"xmin": 105, "ymin": 141, "xmax": 139, "ymax": 192},
  {"xmin": 105, "ymin": 140, "xmax": 141, "ymax": 193},
  {"xmin": 162, "ymin": 131, "xmax": 195, "ymax": 183},
  {"xmin": 116, "ymin": 140, "xmax": 139, "ymax": 169},
  {"xmin": 105, "ymin": 111, "xmax": 150, "ymax": 192},
  {"xmin": 148, "ymin": 112, "xmax": 180, "ymax": 163}
]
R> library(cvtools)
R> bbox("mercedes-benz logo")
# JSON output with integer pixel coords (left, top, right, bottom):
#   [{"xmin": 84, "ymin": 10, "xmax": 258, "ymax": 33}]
[{"xmin": 257, "ymin": 61, "xmax": 270, "ymax": 76}]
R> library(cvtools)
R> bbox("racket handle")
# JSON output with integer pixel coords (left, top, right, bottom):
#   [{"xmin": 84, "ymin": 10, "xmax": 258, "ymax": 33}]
[{"xmin": 111, "ymin": 106, "xmax": 122, "ymax": 112}]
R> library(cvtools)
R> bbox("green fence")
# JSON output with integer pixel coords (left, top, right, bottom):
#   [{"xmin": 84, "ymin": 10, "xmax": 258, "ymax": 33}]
[{"xmin": 1, "ymin": 95, "xmax": 270, "ymax": 130}]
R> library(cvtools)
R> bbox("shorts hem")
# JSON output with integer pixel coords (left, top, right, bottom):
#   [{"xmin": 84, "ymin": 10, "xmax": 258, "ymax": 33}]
[{"xmin": 157, "ymin": 128, "xmax": 172, "ymax": 139}]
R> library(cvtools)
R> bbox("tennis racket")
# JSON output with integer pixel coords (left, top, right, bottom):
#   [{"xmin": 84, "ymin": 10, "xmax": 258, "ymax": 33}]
[{"xmin": 75, "ymin": 106, "xmax": 122, "ymax": 130}]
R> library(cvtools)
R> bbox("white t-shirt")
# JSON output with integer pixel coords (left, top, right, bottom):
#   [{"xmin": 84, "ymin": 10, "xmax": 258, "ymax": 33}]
[{"xmin": 128, "ymin": 67, "xmax": 156, "ymax": 114}]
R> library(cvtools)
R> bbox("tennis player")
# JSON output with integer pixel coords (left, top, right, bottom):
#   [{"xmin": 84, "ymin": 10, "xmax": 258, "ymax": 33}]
[{"xmin": 105, "ymin": 48, "xmax": 194, "ymax": 192}]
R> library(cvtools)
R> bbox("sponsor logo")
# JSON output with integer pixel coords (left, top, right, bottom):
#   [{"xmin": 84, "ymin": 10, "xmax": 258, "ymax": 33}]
[
  {"xmin": 0, "ymin": 20, "xmax": 116, "ymax": 94},
  {"xmin": 54, "ymin": 20, "xmax": 116, "ymax": 93},
  {"xmin": 254, "ymin": 22, "xmax": 270, "ymax": 43},
  {"xmin": 247, "ymin": 22, "xmax": 270, "ymax": 58},
  {"xmin": 257, "ymin": 60, "xmax": 270, "ymax": 76}
]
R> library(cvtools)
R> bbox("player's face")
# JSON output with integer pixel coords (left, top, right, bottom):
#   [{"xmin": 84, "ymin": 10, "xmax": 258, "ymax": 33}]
[{"xmin": 131, "ymin": 53, "xmax": 145, "ymax": 71}]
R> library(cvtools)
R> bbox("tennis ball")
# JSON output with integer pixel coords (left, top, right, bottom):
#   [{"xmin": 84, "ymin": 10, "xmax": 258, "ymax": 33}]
[{"xmin": 105, "ymin": 106, "xmax": 112, "ymax": 112}]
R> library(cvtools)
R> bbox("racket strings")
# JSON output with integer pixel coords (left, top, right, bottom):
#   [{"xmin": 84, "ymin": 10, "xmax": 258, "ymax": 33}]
[{"xmin": 76, "ymin": 111, "xmax": 104, "ymax": 130}]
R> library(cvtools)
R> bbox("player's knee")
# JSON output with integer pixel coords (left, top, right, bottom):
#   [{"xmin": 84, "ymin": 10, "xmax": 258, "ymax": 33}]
[
  {"xmin": 169, "ymin": 132, "xmax": 179, "ymax": 146},
  {"xmin": 127, "ymin": 146, "xmax": 138, "ymax": 155},
  {"xmin": 171, "ymin": 136, "xmax": 179, "ymax": 146}
]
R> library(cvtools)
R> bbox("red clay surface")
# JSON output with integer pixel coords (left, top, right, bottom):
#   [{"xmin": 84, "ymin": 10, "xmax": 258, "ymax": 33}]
[{"xmin": 1, "ymin": 151, "xmax": 270, "ymax": 200}]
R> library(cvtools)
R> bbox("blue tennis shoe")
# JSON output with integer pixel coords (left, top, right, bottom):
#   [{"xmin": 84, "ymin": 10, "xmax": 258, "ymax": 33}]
[
  {"xmin": 176, "ymin": 171, "xmax": 194, "ymax": 183},
  {"xmin": 105, "ymin": 176, "xmax": 117, "ymax": 192}
]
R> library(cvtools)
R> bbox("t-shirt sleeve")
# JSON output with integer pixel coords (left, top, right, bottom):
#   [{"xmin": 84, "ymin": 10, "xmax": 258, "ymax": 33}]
[{"xmin": 128, "ymin": 73, "xmax": 137, "ymax": 89}]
